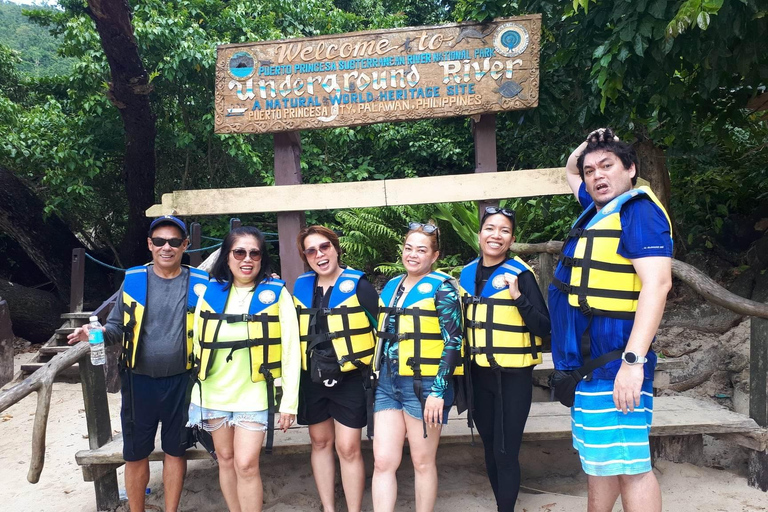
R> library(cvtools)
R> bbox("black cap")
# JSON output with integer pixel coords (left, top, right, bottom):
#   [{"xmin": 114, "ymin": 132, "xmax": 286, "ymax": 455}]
[{"xmin": 148, "ymin": 215, "xmax": 188, "ymax": 238}]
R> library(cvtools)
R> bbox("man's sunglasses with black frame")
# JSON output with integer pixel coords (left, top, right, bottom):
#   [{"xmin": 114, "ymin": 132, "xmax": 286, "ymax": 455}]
[
  {"xmin": 303, "ymin": 241, "xmax": 333, "ymax": 257},
  {"xmin": 150, "ymin": 237, "xmax": 185, "ymax": 248},
  {"xmin": 231, "ymin": 248, "xmax": 262, "ymax": 261}
]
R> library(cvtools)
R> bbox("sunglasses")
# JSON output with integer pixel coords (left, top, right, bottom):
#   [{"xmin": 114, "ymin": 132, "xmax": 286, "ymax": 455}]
[
  {"xmin": 483, "ymin": 206, "xmax": 516, "ymax": 222},
  {"xmin": 231, "ymin": 248, "xmax": 262, "ymax": 261},
  {"xmin": 150, "ymin": 237, "xmax": 184, "ymax": 248},
  {"xmin": 408, "ymin": 222, "xmax": 439, "ymax": 234},
  {"xmin": 303, "ymin": 241, "xmax": 333, "ymax": 257}
]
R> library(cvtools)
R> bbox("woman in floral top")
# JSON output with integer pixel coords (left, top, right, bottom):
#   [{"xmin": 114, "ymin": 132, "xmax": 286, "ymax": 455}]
[{"xmin": 371, "ymin": 221, "xmax": 463, "ymax": 512}]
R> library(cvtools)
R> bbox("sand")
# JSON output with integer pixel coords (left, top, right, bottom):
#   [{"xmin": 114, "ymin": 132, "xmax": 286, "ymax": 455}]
[{"xmin": 2, "ymin": 353, "xmax": 768, "ymax": 512}]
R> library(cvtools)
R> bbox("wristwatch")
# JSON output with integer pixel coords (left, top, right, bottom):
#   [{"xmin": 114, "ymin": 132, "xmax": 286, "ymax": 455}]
[{"xmin": 621, "ymin": 351, "xmax": 647, "ymax": 365}]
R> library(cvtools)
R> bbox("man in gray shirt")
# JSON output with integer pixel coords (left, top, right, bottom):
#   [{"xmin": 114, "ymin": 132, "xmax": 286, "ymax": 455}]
[{"xmin": 69, "ymin": 215, "xmax": 208, "ymax": 512}]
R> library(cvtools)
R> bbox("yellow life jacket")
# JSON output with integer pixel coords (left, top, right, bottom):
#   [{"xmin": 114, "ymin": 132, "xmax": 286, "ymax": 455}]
[
  {"xmin": 293, "ymin": 268, "xmax": 376, "ymax": 372},
  {"xmin": 555, "ymin": 186, "xmax": 672, "ymax": 319},
  {"xmin": 459, "ymin": 256, "xmax": 543, "ymax": 368},
  {"xmin": 196, "ymin": 278, "xmax": 284, "ymax": 383},
  {"xmin": 121, "ymin": 264, "xmax": 209, "ymax": 370},
  {"xmin": 374, "ymin": 271, "xmax": 464, "ymax": 378}
]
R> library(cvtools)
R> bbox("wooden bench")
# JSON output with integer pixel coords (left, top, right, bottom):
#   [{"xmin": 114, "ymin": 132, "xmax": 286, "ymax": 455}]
[{"xmin": 75, "ymin": 396, "xmax": 768, "ymax": 489}]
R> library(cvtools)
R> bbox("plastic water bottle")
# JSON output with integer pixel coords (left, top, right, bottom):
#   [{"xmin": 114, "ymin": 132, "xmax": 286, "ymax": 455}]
[{"xmin": 88, "ymin": 315, "xmax": 106, "ymax": 365}]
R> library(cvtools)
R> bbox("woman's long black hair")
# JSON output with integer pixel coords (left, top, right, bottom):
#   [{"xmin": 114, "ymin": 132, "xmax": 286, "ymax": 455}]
[{"xmin": 210, "ymin": 226, "xmax": 272, "ymax": 290}]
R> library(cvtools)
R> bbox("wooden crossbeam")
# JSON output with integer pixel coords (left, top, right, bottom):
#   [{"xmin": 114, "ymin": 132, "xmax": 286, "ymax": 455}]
[{"xmin": 146, "ymin": 167, "xmax": 570, "ymax": 216}]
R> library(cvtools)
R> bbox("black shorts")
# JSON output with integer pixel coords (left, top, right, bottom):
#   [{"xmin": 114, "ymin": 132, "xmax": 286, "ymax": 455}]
[
  {"xmin": 120, "ymin": 371, "xmax": 190, "ymax": 461},
  {"xmin": 298, "ymin": 369, "xmax": 367, "ymax": 429}
]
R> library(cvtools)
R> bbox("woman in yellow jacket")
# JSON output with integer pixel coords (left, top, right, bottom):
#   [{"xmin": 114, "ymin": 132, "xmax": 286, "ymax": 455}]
[
  {"xmin": 187, "ymin": 226, "xmax": 300, "ymax": 512},
  {"xmin": 372, "ymin": 222, "xmax": 463, "ymax": 512},
  {"xmin": 459, "ymin": 208, "xmax": 550, "ymax": 512}
]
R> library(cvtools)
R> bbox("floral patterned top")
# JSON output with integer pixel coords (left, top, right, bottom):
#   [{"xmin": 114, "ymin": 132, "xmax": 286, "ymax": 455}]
[{"xmin": 384, "ymin": 279, "xmax": 463, "ymax": 399}]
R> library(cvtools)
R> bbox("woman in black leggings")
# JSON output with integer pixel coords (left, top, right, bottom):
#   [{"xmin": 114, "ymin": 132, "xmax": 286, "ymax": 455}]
[{"xmin": 458, "ymin": 207, "xmax": 550, "ymax": 511}]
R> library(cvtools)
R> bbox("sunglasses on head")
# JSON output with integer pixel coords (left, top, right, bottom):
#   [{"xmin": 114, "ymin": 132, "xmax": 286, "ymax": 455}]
[
  {"xmin": 150, "ymin": 237, "xmax": 184, "ymax": 248},
  {"xmin": 303, "ymin": 241, "xmax": 333, "ymax": 257},
  {"xmin": 483, "ymin": 206, "xmax": 516, "ymax": 222},
  {"xmin": 408, "ymin": 222, "xmax": 439, "ymax": 234},
  {"xmin": 231, "ymin": 248, "xmax": 262, "ymax": 261}
]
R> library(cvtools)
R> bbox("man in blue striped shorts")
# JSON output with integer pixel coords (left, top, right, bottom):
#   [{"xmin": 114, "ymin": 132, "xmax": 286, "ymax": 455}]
[{"xmin": 549, "ymin": 128, "xmax": 673, "ymax": 512}]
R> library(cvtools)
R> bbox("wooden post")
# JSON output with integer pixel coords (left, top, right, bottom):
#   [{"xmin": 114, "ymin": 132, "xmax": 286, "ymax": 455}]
[
  {"xmin": 0, "ymin": 300, "xmax": 13, "ymax": 387},
  {"xmin": 230, "ymin": 218, "xmax": 241, "ymax": 231},
  {"xmin": 70, "ymin": 248, "xmax": 85, "ymax": 313},
  {"xmin": 751, "ymin": 314, "xmax": 768, "ymax": 427},
  {"xmin": 538, "ymin": 253, "xmax": 555, "ymax": 305},
  {"xmin": 274, "ymin": 131, "xmax": 306, "ymax": 292},
  {"xmin": 78, "ymin": 355, "xmax": 119, "ymax": 510},
  {"xmin": 473, "ymin": 114, "xmax": 498, "ymax": 223},
  {"xmin": 189, "ymin": 222, "xmax": 202, "ymax": 267}
]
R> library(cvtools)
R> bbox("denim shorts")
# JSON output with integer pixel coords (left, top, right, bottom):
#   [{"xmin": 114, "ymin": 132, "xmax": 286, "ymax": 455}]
[
  {"xmin": 374, "ymin": 358, "xmax": 453, "ymax": 424},
  {"xmin": 187, "ymin": 402, "xmax": 268, "ymax": 432}
]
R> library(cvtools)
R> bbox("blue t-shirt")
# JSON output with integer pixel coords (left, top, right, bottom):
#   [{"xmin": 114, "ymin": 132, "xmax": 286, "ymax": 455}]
[{"xmin": 549, "ymin": 183, "xmax": 673, "ymax": 380}]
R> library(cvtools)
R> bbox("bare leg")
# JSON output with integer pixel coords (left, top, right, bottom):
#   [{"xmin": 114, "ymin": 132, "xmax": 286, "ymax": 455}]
[
  {"xmin": 211, "ymin": 422, "xmax": 240, "ymax": 512},
  {"xmin": 124, "ymin": 458, "xmax": 150, "ymax": 512},
  {"xmin": 334, "ymin": 421, "xmax": 364, "ymax": 512},
  {"xmin": 309, "ymin": 418, "xmax": 337, "ymax": 512},
  {"xmin": 618, "ymin": 471, "xmax": 661, "ymax": 512},
  {"xmin": 404, "ymin": 413, "xmax": 441, "ymax": 512},
  {"xmin": 162, "ymin": 453, "xmax": 186, "ymax": 512},
  {"xmin": 587, "ymin": 475, "xmax": 621, "ymax": 512},
  {"xmin": 233, "ymin": 423, "xmax": 266, "ymax": 512},
  {"xmin": 371, "ymin": 410, "xmax": 406, "ymax": 512}
]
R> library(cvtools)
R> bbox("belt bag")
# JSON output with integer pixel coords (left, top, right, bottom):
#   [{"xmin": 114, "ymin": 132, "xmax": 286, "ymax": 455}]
[
  {"xmin": 549, "ymin": 349, "xmax": 623, "ymax": 407},
  {"xmin": 309, "ymin": 342, "xmax": 343, "ymax": 387}
]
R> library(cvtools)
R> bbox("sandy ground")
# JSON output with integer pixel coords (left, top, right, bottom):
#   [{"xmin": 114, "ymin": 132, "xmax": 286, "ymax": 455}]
[{"xmin": 2, "ymin": 353, "xmax": 768, "ymax": 512}]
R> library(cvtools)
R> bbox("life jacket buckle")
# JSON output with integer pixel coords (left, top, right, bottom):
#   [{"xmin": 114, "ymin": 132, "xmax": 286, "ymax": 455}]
[
  {"xmin": 569, "ymin": 227, "xmax": 584, "ymax": 238},
  {"xmin": 578, "ymin": 298, "xmax": 593, "ymax": 317},
  {"xmin": 471, "ymin": 296, "xmax": 482, "ymax": 304},
  {"xmin": 321, "ymin": 308, "xmax": 332, "ymax": 315},
  {"xmin": 560, "ymin": 256, "xmax": 574, "ymax": 267}
]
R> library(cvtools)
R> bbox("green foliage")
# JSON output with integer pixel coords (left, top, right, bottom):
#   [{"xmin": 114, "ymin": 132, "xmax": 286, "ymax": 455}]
[{"xmin": 0, "ymin": 1, "xmax": 74, "ymax": 77}]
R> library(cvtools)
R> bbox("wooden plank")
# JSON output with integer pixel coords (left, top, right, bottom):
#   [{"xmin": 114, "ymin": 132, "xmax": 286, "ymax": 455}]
[
  {"xmin": 78, "ymin": 396, "xmax": 761, "ymax": 467},
  {"xmin": 215, "ymin": 16, "xmax": 541, "ymax": 134},
  {"xmin": 534, "ymin": 352, "xmax": 684, "ymax": 373},
  {"xmin": 147, "ymin": 167, "xmax": 570, "ymax": 216},
  {"xmin": 61, "ymin": 312, "xmax": 94, "ymax": 320}
]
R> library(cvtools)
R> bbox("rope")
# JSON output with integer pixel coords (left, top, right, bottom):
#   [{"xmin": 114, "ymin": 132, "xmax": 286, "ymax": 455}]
[
  {"xmin": 186, "ymin": 242, "xmax": 222, "ymax": 253},
  {"xmin": 85, "ymin": 252, "xmax": 125, "ymax": 272},
  {"xmin": 201, "ymin": 235, "xmax": 223, "ymax": 241}
]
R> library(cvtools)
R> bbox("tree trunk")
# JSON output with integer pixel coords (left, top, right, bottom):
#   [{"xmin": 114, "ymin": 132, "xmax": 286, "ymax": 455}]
[
  {"xmin": 633, "ymin": 138, "xmax": 672, "ymax": 212},
  {"xmin": 0, "ymin": 282, "xmax": 65, "ymax": 344},
  {"xmin": 86, "ymin": 0, "xmax": 156, "ymax": 267},
  {"xmin": 0, "ymin": 166, "xmax": 112, "ymax": 305},
  {"xmin": 0, "ymin": 166, "xmax": 82, "ymax": 300}
]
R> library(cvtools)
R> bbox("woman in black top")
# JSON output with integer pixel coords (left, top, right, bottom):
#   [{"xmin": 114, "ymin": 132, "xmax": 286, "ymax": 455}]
[
  {"xmin": 459, "ymin": 207, "xmax": 550, "ymax": 512},
  {"xmin": 294, "ymin": 225, "xmax": 378, "ymax": 512}
]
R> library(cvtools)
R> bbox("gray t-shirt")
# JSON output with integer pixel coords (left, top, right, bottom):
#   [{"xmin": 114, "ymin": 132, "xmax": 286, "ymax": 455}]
[{"xmin": 105, "ymin": 266, "xmax": 189, "ymax": 378}]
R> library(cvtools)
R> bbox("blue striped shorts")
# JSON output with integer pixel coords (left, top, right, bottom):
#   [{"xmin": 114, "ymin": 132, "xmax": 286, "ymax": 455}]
[{"xmin": 572, "ymin": 378, "xmax": 653, "ymax": 476}]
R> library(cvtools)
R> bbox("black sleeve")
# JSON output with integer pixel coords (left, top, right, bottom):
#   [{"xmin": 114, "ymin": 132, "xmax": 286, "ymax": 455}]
[
  {"xmin": 355, "ymin": 277, "xmax": 380, "ymax": 328},
  {"xmin": 511, "ymin": 271, "xmax": 551, "ymax": 339},
  {"xmin": 103, "ymin": 283, "xmax": 125, "ymax": 347}
]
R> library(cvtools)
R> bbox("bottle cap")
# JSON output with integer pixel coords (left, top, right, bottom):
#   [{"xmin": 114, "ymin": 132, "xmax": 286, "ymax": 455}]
[{"xmin": 89, "ymin": 315, "xmax": 98, "ymax": 322}]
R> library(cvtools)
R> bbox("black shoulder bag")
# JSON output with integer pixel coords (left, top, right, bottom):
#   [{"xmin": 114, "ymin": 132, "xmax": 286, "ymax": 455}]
[{"xmin": 548, "ymin": 349, "xmax": 623, "ymax": 407}]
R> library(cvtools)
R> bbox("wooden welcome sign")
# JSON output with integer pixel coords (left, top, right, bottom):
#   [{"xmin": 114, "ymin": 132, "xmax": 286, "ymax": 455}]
[{"xmin": 215, "ymin": 15, "xmax": 541, "ymax": 134}]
